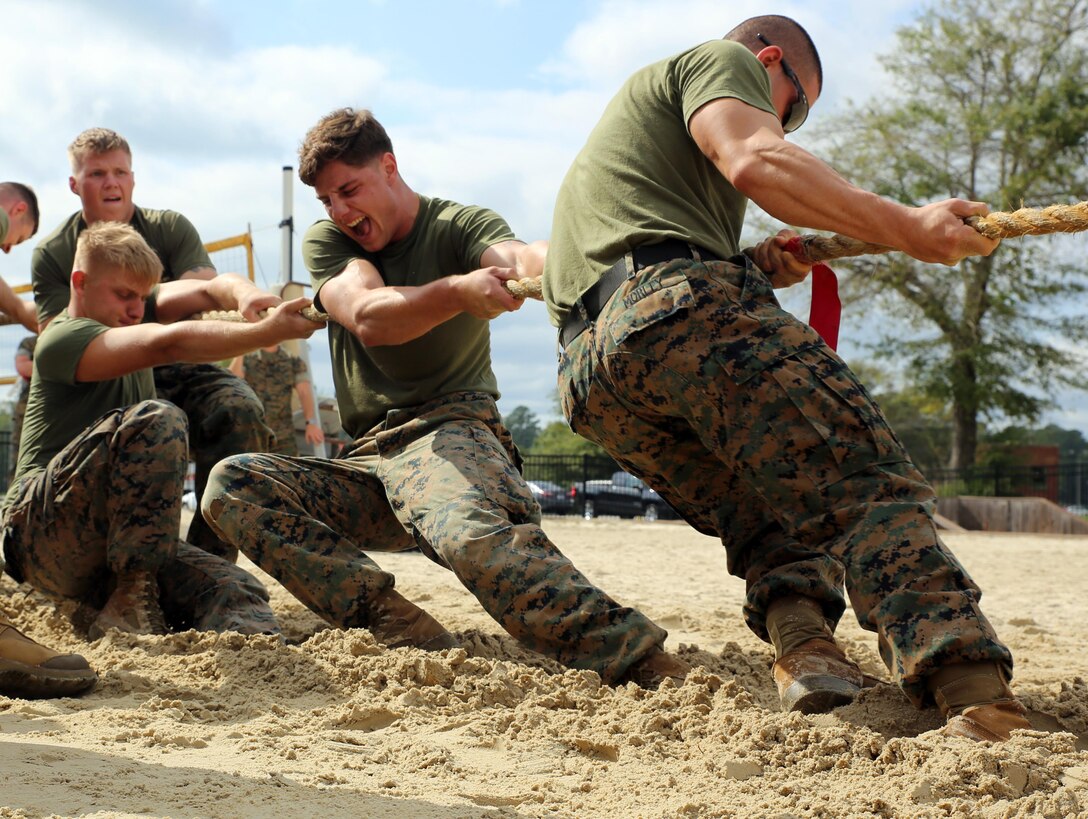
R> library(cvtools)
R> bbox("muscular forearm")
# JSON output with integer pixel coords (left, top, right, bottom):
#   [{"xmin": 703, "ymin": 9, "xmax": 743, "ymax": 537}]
[
  {"xmin": 688, "ymin": 100, "xmax": 988, "ymax": 263},
  {"xmin": 518, "ymin": 240, "xmax": 548, "ymax": 279},
  {"xmin": 727, "ymin": 137, "xmax": 911, "ymax": 249},
  {"xmin": 204, "ymin": 272, "xmax": 261, "ymax": 310},
  {"xmin": 345, "ymin": 278, "xmax": 463, "ymax": 346},
  {"xmin": 154, "ymin": 319, "xmax": 286, "ymax": 365},
  {"xmin": 179, "ymin": 266, "xmax": 217, "ymax": 282},
  {"xmin": 77, "ymin": 297, "xmax": 321, "ymax": 382}
]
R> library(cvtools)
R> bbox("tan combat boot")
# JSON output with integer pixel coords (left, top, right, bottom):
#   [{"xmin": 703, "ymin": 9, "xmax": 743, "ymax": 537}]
[
  {"xmin": 367, "ymin": 588, "xmax": 459, "ymax": 651},
  {"xmin": 768, "ymin": 595, "xmax": 863, "ymax": 713},
  {"xmin": 619, "ymin": 647, "xmax": 692, "ymax": 689},
  {"xmin": 930, "ymin": 662, "xmax": 1032, "ymax": 741},
  {"xmin": 0, "ymin": 618, "xmax": 98, "ymax": 698},
  {"xmin": 88, "ymin": 570, "xmax": 169, "ymax": 640},
  {"xmin": 772, "ymin": 637, "xmax": 864, "ymax": 713}
]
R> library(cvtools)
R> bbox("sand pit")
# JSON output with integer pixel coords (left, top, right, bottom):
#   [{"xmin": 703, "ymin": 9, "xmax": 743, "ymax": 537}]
[{"xmin": 2, "ymin": 516, "xmax": 1086, "ymax": 818}]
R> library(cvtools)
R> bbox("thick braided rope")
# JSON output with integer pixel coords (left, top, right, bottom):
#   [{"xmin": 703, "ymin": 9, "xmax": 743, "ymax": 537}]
[
  {"xmin": 196, "ymin": 285, "xmax": 544, "ymax": 321},
  {"xmin": 794, "ymin": 201, "xmax": 1088, "ymax": 263},
  {"xmin": 11, "ymin": 203, "xmax": 1088, "ymax": 326},
  {"xmin": 195, "ymin": 305, "xmax": 330, "ymax": 322},
  {"xmin": 504, "ymin": 277, "xmax": 542, "ymax": 300},
  {"xmin": 457, "ymin": 201, "xmax": 1088, "ymax": 298}
]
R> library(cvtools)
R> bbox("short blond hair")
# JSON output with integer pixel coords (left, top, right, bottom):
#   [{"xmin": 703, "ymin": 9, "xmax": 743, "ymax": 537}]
[
  {"xmin": 68, "ymin": 127, "xmax": 132, "ymax": 173},
  {"xmin": 74, "ymin": 221, "xmax": 163, "ymax": 287}
]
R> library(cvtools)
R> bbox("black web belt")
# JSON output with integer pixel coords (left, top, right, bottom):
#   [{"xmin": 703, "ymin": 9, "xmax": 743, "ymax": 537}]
[{"xmin": 559, "ymin": 239, "xmax": 722, "ymax": 349}]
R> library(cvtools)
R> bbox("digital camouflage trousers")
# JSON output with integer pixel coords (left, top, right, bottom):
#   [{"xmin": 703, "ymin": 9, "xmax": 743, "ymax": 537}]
[
  {"xmin": 1, "ymin": 400, "xmax": 278, "ymax": 636},
  {"xmin": 557, "ymin": 255, "xmax": 1012, "ymax": 705},
  {"xmin": 155, "ymin": 362, "xmax": 273, "ymax": 561},
  {"xmin": 203, "ymin": 390, "xmax": 666, "ymax": 683}
]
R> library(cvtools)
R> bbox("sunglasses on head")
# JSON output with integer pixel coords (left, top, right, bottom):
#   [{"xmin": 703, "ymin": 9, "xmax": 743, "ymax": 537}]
[{"xmin": 756, "ymin": 33, "xmax": 809, "ymax": 133}]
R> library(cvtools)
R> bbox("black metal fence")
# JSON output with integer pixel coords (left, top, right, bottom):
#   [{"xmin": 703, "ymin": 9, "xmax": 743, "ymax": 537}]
[
  {"xmin": 521, "ymin": 453, "xmax": 622, "ymax": 491},
  {"xmin": 521, "ymin": 454, "xmax": 1088, "ymax": 517},
  {"xmin": 1, "ymin": 432, "xmax": 1085, "ymax": 516},
  {"xmin": 925, "ymin": 461, "xmax": 1088, "ymax": 510}
]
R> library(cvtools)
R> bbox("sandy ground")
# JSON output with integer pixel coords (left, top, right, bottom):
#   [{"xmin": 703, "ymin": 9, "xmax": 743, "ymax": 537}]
[{"xmin": 2, "ymin": 514, "xmax": 1087, "ymax": 819}]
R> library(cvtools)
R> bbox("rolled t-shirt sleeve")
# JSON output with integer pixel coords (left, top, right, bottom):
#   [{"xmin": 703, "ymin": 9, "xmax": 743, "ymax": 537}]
[
  {"xmin": 443, "ymin": 205, "xmax": 516, "ymax": 269},
  {"xmin": 303, "ymin": 219, "xmax": 378, "ymax": 308},
  {"xmin": 35, "ymin": 317, "xmax": 108, "ymax": 385},
  {"xmin": 158, "ymin": 211, "xmax": 214, "ymax": 277},
  {"xmin": 676, "ymin": 40, "xmax": 777, "ymax": 130}
]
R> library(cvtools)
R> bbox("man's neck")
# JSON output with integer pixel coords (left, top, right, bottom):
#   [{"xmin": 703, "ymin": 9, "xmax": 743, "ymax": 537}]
[
  {"xmin": 389, "ymin": 185, "xmax": 421, "ymax": 245},
  {"xmin": 82, "ymin": 205, "xmax": 137, "ymax": 227}
]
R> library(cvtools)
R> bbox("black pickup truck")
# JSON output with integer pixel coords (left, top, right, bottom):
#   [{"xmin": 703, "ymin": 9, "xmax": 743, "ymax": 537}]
[{"xmin": 570, "ymin": 471, "xmax": 674, "ymax": 521}]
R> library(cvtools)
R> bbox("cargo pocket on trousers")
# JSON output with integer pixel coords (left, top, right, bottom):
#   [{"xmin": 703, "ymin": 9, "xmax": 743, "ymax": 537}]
[
  {"xmin": 606, "ymin": 271, "xmax": 694, "ymax": 348},
  {"xmin": 761, "ymin": 346, "xmax": 909, "ymax": 488}
]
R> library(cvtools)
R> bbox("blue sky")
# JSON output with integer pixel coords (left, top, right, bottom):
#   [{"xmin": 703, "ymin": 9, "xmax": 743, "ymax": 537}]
[{"xmin": 3, "ymin": 0, "xmax": 1085, "ymax": 437}]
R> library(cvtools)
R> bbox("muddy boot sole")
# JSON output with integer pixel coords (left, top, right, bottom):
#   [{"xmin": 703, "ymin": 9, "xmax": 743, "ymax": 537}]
[
  {"xmin": 412, "ymin": 632, "xmax": 460, "ymax": 652},
  {"xmin": 0, "ymin": 659, "xmax": 98, "ymax": 699},
  {"xmin": 779, "ymin": 674, "xmax": 862, "ymax": 714}
]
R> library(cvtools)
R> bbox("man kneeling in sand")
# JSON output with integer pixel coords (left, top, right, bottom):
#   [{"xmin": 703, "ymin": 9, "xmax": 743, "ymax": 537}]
[{"xmin": 1, "ymin": 221, "xmax": 323, "ymax": 644}]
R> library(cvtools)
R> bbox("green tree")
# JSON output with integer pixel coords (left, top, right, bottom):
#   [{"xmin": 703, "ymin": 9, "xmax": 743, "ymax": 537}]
[
  {"xmin": 530, "ymin": 420, "xmax": 609, "ymax": 457},
  {"xmin": 503, "ymin": 405, "xmax": 541, "ymax": 452},
  {"xmin": 821, "ymin": 0, "xmax": 1088, "ymax": 468},
  {"xmin": 986, "ymin": 422, "xmax": 1088, "ymax": 456}
]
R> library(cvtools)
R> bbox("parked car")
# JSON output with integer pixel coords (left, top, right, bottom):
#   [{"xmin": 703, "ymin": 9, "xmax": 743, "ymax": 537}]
[
  {"xmin": 528, "ymin": 480, "xmax": 575, "ymax": 514},
  {"xmin": 570, "ymin": 471, "xmax": 675, "ymax": 521}
]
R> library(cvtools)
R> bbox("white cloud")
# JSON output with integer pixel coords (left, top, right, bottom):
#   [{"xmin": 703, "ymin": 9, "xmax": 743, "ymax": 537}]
[{"xmin": 8, "ymin": 0, "xmax": 1081, "ymax": 441}]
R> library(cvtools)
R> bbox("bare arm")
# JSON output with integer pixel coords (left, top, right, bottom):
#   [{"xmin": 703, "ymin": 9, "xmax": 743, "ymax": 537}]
[
  {"xmin": 0, "ymin": 277, "xmax": 38, "ymax": 332},
  {"xmin": 295, "ymin": 379, "xmax": 325, "ymax": 445},
  {"xmin": 177, "ymin": 265, "xmax": 281, "ymax": 321},
  {"xmin": 319, "ymin": 253, "xmax": 523, "ymax": 347},
  {"xmin": 227, "ymin": 355, "xmax": 245, "ymax": 378},
  {"xmin": 481, "ymin": 239, "xmax": 548, "ymax": 279},
  {"xmin": 75, "ymin": 297, "xmax": 324, "ymax": 382},
  {"xmin": 689, "ymin": 98, "xmax": 999, "ymax": 265},
  {"xmin": 153, "ymin": 273, "xmax": 281, "ymax": 325},
  {"xmin": 178, "ymin": 265, "xmax": 217, "ymax": 282}
]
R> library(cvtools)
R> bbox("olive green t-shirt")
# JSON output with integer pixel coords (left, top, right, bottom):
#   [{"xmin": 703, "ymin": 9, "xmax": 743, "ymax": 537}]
[
  {"xmin": 0, "ymin": 208, "xmax": 9, "ymax": 245},
  {"xmin": 543, "ymin": 39, "xmax": 777, "ymax": 327},
  {"xmin": 303, "ymin": 195, "xmax": 513, "ymax": 437},
  {"xmin": 10, "ymin": 310, "xmax": 156, "ymax": 492},
  {"xmin": 31, "ymin": 206, "xmax": 213, "ymax": 325}
]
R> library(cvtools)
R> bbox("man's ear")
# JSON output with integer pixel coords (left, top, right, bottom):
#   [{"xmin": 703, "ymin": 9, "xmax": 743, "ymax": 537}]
[
  {"xmin": 380, "ymin": 151, "xmax": 398, "ymax": 181},
  {"xmin": 71, "ymin": 269, "xmax": 86, "ymax": 292},
  {"xmin": 755, "ymin": 44, "xmax": 782, "ymax": 69},
  {"xmin": 10, "ymin": 201, "xmax": 27, "ymax": 218},
  {"xmin": 69, "ymin": 176, "xmax": 78, "ymax": 195}
]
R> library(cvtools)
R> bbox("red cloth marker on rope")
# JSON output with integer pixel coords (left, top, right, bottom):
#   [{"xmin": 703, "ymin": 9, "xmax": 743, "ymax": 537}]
[
  {"xmin": 785, "ymin": 236, "xmax": 841, "ymax": 350},
  {"xmin": 808, "ymin": 264, "xmax": 841, "ymax": 350}
]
